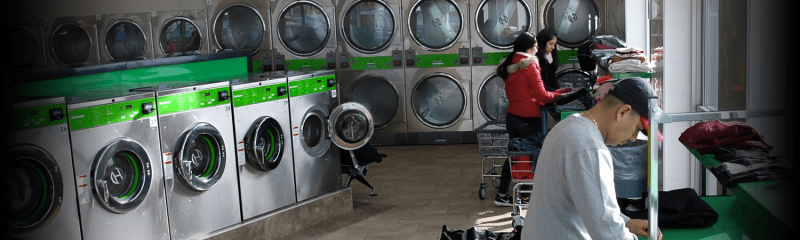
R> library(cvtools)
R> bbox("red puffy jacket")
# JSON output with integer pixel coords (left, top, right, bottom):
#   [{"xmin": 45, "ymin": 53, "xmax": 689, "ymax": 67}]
[{"xmin": 503, "ymin": 52, "xmax": 559, "ymax": 118}]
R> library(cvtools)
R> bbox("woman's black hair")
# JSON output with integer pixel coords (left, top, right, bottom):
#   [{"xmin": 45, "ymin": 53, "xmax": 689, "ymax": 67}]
[
  {"xmin": 536, "ymin": 28, "xmax": 559, "ymax": 67},
  {"xmin": 496, "ymin": 32, "xmax": 537, "ymax": 80}
]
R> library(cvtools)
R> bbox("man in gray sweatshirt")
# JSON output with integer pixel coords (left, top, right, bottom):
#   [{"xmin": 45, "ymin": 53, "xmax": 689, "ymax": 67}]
[{"xmin": 522, "ymin": 77, "xmax": 662, "ymax": 240}]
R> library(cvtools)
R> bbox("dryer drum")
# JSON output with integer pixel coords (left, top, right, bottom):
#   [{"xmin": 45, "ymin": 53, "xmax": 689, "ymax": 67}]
[
  {"xmin": 411, "ymin": 73, "xmax": 466, "ymax": 128},
  {"xmin": 345, "ymin": 75, "xmax": 400, "ymax": 130},
  {"xmin": 9, "ymin": 26, "xmax": 40, "ymax": 68},
  {"xmin": 299, "ymin": 106, "xmax": 331, "ymax": 158},
  {"xmin": 342, "ymin": 0, "xmax": 396, "ymax": 53},
  {"xmin": 278, "ymin": 1, "xmax": 331, "ymax": 56},
  {"xmin": 542, "ymin": 0, "xmax": 600, "ymax": 48},
  {"xmin": 104, "ymin": 20, "xmax": 147, "ymax": 61},
  {"xmin": 159, "ymin": 17, "xmax": 202, "ymax": 55},
  {"xmin": 50, "ymin": 23, "xmax": 92, "ymax": 64},
  {"xmin": 4, "ymin": 145, "xmax": 62, "ymax": 236},
  {"xmin": 334, "ymin": 110, "xmax": 370, "ymax": 143},
  {"xmin": 213, "ymin": 4, "xmax": 266, "ymax": 54},
  {"xmin": 475, "ymin": 0, "xmax": 532, "ymax": 49},
  {"xmin": 175, "ymin": 123, "xmax": 226, "ymax": 192},
  {"xmin": 245, "ymin": 117, "xmax": 284, "ymax": 172},
  {"xmin": 556, "ymin": 68, "xmax": 593, "ymax": 89},
  {"xmin": 477, "ymin": 73, "xmax": 507, "ymax": 121},
  {"xmin": 408, "ymin": 0, "xmax": 464, "ymax": 51},
  {"xmin": 91, "ymin": 139, "xmax": 152, "ymax": 214}
]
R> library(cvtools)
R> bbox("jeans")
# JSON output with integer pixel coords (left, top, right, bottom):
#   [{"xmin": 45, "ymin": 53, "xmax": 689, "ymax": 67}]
[{"xmin": 499, "ymin": 113, "xmax": 546, "ymax": 197}]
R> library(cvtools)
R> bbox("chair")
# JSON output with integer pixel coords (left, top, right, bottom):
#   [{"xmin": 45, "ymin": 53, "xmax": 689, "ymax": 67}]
[{"xmin": 340, "ymin": 143, "xmax": 385, "ymax": 196}]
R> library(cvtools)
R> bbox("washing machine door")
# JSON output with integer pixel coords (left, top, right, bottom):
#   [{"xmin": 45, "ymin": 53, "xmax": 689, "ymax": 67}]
[
  {"xmin": 408, "ymin": 0, "xmax": 465, "ymax": 51},
  {"xmin": 477, "ymin": 73, "xmax": 508, "ymax": 121},
  {"xmin": 542, "ymin": 0, "xmax": 600, "ymax": 48},
  {"xmin": 90, "ymin": 139, "xmax": 152, "ymax": 213},
  {"xmin": 474, "ymin": 0, "xmax": 533, "ymax": 49},
  {"xmin": 174, "ymin": 123, "xmax": 227, "ymax": 192},
  {"xmin": 159, "ymin": 17, "xmax": 203, "ymax": 55},
  {"xmin": 556, "ymin": 68, "xmax": 593, "ymax": 89},
  {"xmin": 329, "ymin": 102, "xmax": 374, "ymax": 150},
  {"xmin": 277, "ymin": 1, "xmax": 331, "ymax": 56},
  {"xmin": 411, "ymin": 73, "xmax": 467, "ymax": 128},
  {"xmin": 341, "ymin": 0, "xmax": 396, "ymax": 53},
  {"xmin": 50, "ymin": 23, "xmax": 92, "ymax": 64},
  {"xmin": 244, "ymin": 116, "xmax": 285, "ymax": 172},
  {"xmin": 103, "ymin": 20, "xmax": 147, "ymax": 61},
  {"xmin": 9, "ymin": 26, "xmax": 40, "ymax": 69},
  {"xmin": 4, "ymin": 145, "xmax": 63, "ymax": 238},
  {"xmin": 299, "ymin": 105, "xmax": 331, "ymax": 158},
  {"xmin": 213, "ymin": 3, "xmax": 266, "ymax": 54},
  {"xmin": 345, "ymin": 74, "xmax": 400, "ymax": 130}
]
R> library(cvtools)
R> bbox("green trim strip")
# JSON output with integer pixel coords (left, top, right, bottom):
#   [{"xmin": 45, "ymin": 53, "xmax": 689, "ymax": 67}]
[
  {"xmin": 415, "ymin": 54, "xmax": 461, "ymax": 68},
  {"xmin": 350, "ymin": 56, "xmax": 393, "ymax": 70},
  {"xmin": 558, "ymin": 50, "xmax": 578, "ymax": 64},
  {"xmin": 200, "ymin": 136, "xmax": 216, "ymax": 178},
  {"xmin": 231, "ymin": 83, "xmax": 288, "ymax": 108},
  {"xmin": 288, "ymin": 75, "xmax": 337, "ymax": 97},
  {"xmin": 119, "ymin": 152, "xmax": 139, "ymax": 199},
  {"xmin": 7, "ymin": 103, "xmax": 68, "ymax": 133},
  {"xmin": 11, "ymin": 57, "xmax": 248, "ymax": 97},
  {"xmin": 482, "ymin": 52, "xmax": 512, "ymax": 66},
  {"xmin": 157, "ymin": 87, "xmax": 231, "ymax": 115},
  {"xmin": 68, "ymin": 98, "xmax": 157, "ymax": 131},
  {"xmin": 285, "ymin": 58, "xmax": 328, "ymax": 71}
]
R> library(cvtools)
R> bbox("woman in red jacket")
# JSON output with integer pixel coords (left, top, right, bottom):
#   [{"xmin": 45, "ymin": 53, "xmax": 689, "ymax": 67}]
[{"xmin": 493, "ymin": 32, "xmax": 568, "ymax": 206}]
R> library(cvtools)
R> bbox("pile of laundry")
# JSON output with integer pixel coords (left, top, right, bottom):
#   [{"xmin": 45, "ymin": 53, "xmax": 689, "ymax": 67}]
[
  {"xmin": 679, "ymin": 120, "xmax": 795, "ymax": 188},
  {"xmin": 607, "ymin": 47, "xmax": 652, "ymax": 73}
]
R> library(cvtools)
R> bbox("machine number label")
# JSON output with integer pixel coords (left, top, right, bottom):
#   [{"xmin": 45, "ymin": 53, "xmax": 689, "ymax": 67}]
[
  {"xmin": 149, "ymin": 117, "xmax": 157, "ymax": 128},
  {"xmin": 163, "ymin": 153, "xmax": 174, "ymax": 180},
  {"xmin": 332, "ymin": 90, "xmax": 337, "ymax": 98}
]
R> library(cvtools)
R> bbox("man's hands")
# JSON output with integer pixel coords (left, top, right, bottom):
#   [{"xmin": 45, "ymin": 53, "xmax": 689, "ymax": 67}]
[{"xmin": 626, "ymin": 219, "xmax": 662, "ymax": 240}]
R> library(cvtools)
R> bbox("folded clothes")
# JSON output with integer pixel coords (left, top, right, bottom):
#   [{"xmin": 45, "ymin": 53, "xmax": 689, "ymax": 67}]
[
  {"xmin": 707, "ymin": 148, "xmax": 794, "ymax": 188},
  {"xmin": 620, "ymin": 188, "xmax": 719, "ymax": 228},
  {"xmin": 679, "ymin": 120, "xmax": 772, "ymax": 155},
  {"xmin": 608, "ymin": 59, "xmax": 652, "ymax": 73}
]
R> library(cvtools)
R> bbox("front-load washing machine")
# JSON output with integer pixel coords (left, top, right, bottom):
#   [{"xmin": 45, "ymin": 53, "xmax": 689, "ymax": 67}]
[
  {"xmin": 403, "ymin": 0, "xmax": 472, "ymax": 69},
  {"xmin": 151, "ymin": 9, "xmax": 211, "ymax": 58},
  {"xmin": 286, "ymin": 70, "xmax": 342, "ymax": 202},
  {"xmin": 336, "ymin": 0, "xmax": 407, "ymax": 145},
  {"xmin": 208, "ymin": 0, "xmax": 274, "ymax": 73},
  {"xmin": 4, "ymin": 97, "xmax": 82, "ymax": 240},
  {"xmin": 45, "ymin": 15, "xmax": 101, "ymax": 69},
  {"xmin": 469, "ymin": 0, "xmax": 537, "ymax": 128},
  {"xmin": 538, "ymin": 0, "xmax": 600, "ymax": 49},
  {"xmin": 66, "ymin": 91, "xmax": 170, "ymax": 240},
  {"xmin": 132, "ymin": 81, "xmax": 241, "ymax": 239},
  {"xmin": 8, "ymin": 18, "xmax": 49, "ymax": 74},
  {"xmin": 405, "ymin": 67, "xmax": 473, "ymax": 144},
  {"xmin": 271, "ymin": 0, "xmax": 338, "ymax": 72},
  {"xmin": 97, "ymin": 12, "xmax": 154, "ymax": 63},
  {"xmin": 230, "ymin": 74, "xmax": 296, "ymax": 220}
]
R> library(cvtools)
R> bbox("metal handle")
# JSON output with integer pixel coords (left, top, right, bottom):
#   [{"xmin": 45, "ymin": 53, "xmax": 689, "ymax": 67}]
[
  {"xmin": 180, "ymin": 158, "xmax": 193, "ymax": 182},
  {"xmin": 97, "ymin": 179, "xmax": 110, "ymax": 204}
]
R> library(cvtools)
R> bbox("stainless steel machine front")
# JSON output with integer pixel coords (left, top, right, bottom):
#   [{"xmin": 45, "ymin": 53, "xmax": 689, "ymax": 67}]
[
  {"xmin": 7, "ymin": 17, "xmax": 49, "ymax": 74},
  {"xmin": 270, "ymin": 0, "xmax": 338, "ymax": 71},
  {"xmin": 45, "ymin": 15, "xmax": 100, "ymax": 69},
  {"xmin": 4, "ymin": 97, "xmax": 82, "ymax": 240},
  {"xmin": 67, "ymin": 91, "xmax": 169, "ymax": 240},
  {"xmin": 405, "ymin": 67, "xmax": 473, "ymax": 144},
  {"xmin": 97, "ymin": 12, "xmax": 154, "ymax": 63},
  {"xmin": 231, "ymin": 74, "xmax": 296, "ymax": 220},
  {"xmin": 151, "ymin": 9, "xmax": 211, "ymax": 58},
  {"xmin": 208, "ymin": 0, "xmax": 274, "ymax": 72}
]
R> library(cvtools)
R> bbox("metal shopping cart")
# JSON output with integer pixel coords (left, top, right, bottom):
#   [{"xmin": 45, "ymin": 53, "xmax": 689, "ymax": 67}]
[
  {"xmin": 509, "ymin": 150, "xmax": 535, "ymax": 229},
  {"xmin": 475, "ymin": 119, "xmax": 507, "ymax": 200}
]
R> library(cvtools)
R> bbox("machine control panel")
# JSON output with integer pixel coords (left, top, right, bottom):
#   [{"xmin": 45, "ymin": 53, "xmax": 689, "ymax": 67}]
[
  {"xmin": 339, "ymin": 52, "xmax": 350, "ymax": 69},
  {"xmin": 392, "ymin": 50, "xmax": 403, "ymax": 68},
  {"xmin": 459, "ymin": 47, "xmax": 470, "ymax": 66},
  {"xmin": 472, "ymin": 47, "xmax": 483, "ymax": 65},
  {"xmin": 327, "ymin": 52, "xmax": 337, "ymax": 70},
  {"xmin": 405, "ymin": 50, "xmax": 416, "ymax": 68}
]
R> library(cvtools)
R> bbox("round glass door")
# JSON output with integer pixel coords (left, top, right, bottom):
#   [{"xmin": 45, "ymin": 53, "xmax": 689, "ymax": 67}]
[
  {"xmin": 477, "ymin": 74, "xmax": 508, "ymax": 121},
  {"xmin": 175, "ymin": 123, "xmax": 226, "ymax": 192},
  {"xmin": 9, "ymin": 26, "xmax": 40, "ymax": 68},
  {"xmin": 159, "ymin": 17, "xmax": 203, "ymax": 55},
  {"xmin": 91, "ymin": 139, "xmax": 152, "ymax": 213},
  {"xmin": 104, "ymin": 20, "xmax": 147, "ymax": 61},
  {"xmin": 345, "ymin": 75, "xmax": 400, "ymax": 130},
  {"xmin": 408, "ymin": 0, "xmax": 464, "ymax": 51},
  {"xmin": 213, "ymin": 4, "xmax": 266, "ymax": 54},
  {"xmin": 277, "ymin": 1, "xmax": 331, "ymax": 56},
  {"xmin": 329, "ymin": 102, "xmax": 374, "ymax": 150},
  {"xmin": 300, "ymin": 106, "xmax": 331, "ymax": 158},
  {"xmin": 50, "ymin": 23, "xmax": 92, "ymax": 64},
  {"xmin": 4, "ymin": 145, "xmax": 62, "ymax": 236},
  {"xmin": 475, "ymin": 0, "xmax": 532, "ymax": 49},
  {"xmin": 411, "ymin": 73, "xmax": 466, "ymax": 128},
  {"xmin": 244, "ymin": 117, "xmax": 285, "ymax": 172},
  {"xmin": 342, "ymin": 0, "xmax": 396, "ymax": 53},
  {"xmin": 542, "ymin": 0, "xmax": 600, "ymax": 48},
  {"xmin": 556, "ymin": 68, "xmax": 593, "ymax": 89}
]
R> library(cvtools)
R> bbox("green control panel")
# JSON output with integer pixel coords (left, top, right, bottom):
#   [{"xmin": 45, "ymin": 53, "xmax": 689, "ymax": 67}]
[
  {"xmin": 156, "ymin": 86, "xmax": 232, "ymax": 115},
  {"xmin": 288, "ymin": 74, "xmax": 337, "ymax": 97},
  {"xmin": 7, "ymin": 103, "xmax": 68, "ymax": 133},
  {"xmin": 68, "ymin": 98, "xmax": 157, "ymax": 131},
  {"xmin": 232, "ymin": 83, "xmax": 289, "ymax": 108}
]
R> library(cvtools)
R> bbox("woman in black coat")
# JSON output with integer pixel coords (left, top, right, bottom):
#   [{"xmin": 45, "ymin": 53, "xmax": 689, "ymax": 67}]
[{"xmin": 536, "ymin": 28, "xmax": 560, "ymax": 91}]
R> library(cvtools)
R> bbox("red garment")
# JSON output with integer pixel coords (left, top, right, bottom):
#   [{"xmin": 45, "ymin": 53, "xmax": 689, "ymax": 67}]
[
  {"xmin": 504, "ymin": 52, "xmax": 559, "ymax": 118},
  {"xmin": 678, "ymin": 120, "xmax": 772, "ymax": 155}
]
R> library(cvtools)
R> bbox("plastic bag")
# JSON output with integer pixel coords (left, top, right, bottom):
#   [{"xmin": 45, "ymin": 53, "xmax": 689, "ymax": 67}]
[
  {"xmin": 608, "ymin": 140, "xmax": 648, "ymax": 198},
  {"xmin": 440, "ymin": 225, "xmax": 497, "ymax": 240}
]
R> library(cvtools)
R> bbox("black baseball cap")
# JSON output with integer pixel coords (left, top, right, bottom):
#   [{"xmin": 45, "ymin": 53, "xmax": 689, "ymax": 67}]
[{"xmin": 607, "ymin": 77, "xmax": 664, "ymax": 141}]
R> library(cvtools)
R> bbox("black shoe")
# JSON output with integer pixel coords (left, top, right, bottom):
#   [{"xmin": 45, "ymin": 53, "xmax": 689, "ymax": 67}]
[
  {"xmin": 519, "ymin": 198, "xmax": 529, "ymax": 205},
  {"xmin": 493, "ymin": 194, "xmax": 512, "ymax": 207}
]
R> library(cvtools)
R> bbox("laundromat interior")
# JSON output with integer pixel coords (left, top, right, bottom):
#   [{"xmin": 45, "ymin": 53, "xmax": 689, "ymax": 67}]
[{"xmin": 4, "ymin": 0, "xmax": 796, "ymax": 239}]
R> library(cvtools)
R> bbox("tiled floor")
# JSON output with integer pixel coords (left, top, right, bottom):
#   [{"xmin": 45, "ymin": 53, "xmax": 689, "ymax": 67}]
[{"xmin": 284, "ymin": 144, "xmax": 527, "ymax": 240}]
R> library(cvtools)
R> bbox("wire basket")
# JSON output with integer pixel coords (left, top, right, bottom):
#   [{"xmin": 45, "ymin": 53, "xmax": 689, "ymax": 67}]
[{"xmin": 476, "ymin": 119, "xmax": 508, "ymax": 157}]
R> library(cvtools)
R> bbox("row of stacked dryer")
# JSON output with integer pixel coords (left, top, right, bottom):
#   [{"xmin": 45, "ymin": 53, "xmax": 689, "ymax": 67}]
[{"xmin": 4, "ymin": 70, "xmax": 373, "ymax": 240}]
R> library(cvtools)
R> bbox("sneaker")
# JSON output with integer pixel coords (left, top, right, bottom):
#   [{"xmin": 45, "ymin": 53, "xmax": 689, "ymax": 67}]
[
  {"xmin": 519, "ymin": 198, "xmax": 529, "ymax": 205},
  {"xmin": 493, "ymin": 194, "xmax": 512, "ymax": 207}
]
